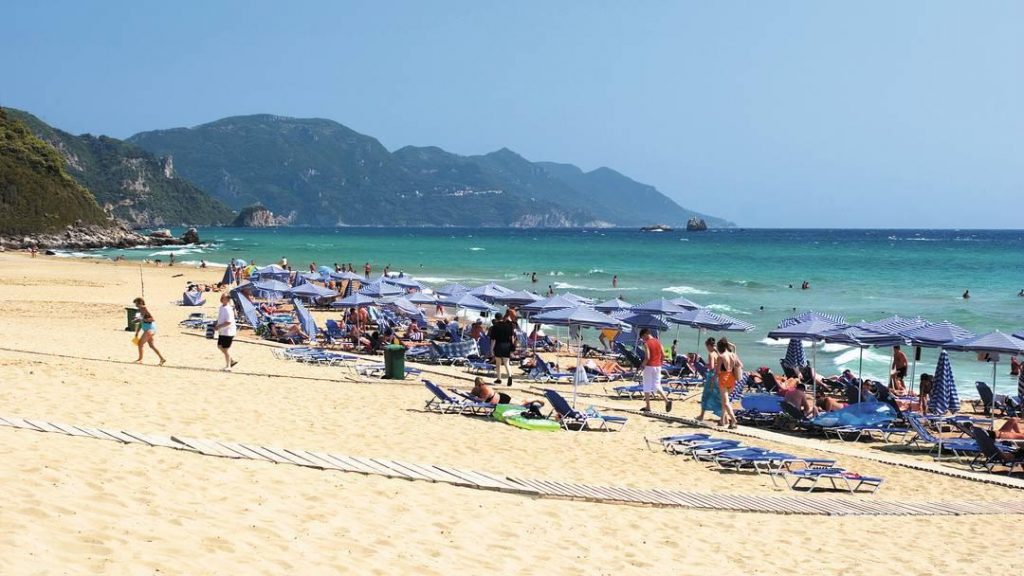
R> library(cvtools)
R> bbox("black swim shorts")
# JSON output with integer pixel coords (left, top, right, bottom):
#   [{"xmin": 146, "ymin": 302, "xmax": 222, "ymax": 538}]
[{"xmin": 217, "ymin": 335, "xmax": 234, "ymax": 349}]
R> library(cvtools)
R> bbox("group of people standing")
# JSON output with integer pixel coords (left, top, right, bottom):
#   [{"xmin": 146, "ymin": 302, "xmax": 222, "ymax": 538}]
[{"xmin": 694, "ymin": 336, "xmax": 743, "ymax": 428}]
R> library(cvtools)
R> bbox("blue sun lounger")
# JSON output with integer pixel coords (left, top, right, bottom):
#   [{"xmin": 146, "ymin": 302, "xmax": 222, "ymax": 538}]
[
  {"xmin": 774, "ymin": 467, "xmax": 885, "ymax": 494},
  {"xmin": 543, "ymin": 389, "xmax": 627, "ymax": 431},
  {"xmin": 905, "ymin": 415, "xmax": 981, "ymax": 458},
  {"xmin": 423, "ymin": 380, "xmax": 494, "ymax": 416}
]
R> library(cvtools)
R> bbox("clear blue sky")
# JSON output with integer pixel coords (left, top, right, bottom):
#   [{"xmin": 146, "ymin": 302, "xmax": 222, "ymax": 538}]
[{"xmin": 4, "ymin": 1, "xmax": 1022, "ymax": 227}]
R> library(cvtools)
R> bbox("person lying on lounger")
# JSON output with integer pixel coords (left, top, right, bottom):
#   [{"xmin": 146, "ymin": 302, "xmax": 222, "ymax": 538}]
[
  {"xmin": 997, "ymin": 418, "xmax": 1024, "ymax": 440},
  {"xmin": 470, "ymin": 377, "xmax": 545, "ymax": 408},
  {"xmin": 267, "ymin": 321, "xmax": 307, "ymax": 341},
  {"xmin": 404, "ymin": 322, "xmax": 423, "ymax": 341}
]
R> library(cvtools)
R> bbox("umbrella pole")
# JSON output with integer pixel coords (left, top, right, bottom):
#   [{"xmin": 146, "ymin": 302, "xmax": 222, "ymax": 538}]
[
  {"xmin": 858, "ymin": 347, "xmax": 864, "ymax": 403},
  {"xmin": 811, "ymin": 341, "xmax": 817, "ymax": 401},
  {"xmin": 909, "ymin": 348, "xmax": 918, "ymax": 395}
]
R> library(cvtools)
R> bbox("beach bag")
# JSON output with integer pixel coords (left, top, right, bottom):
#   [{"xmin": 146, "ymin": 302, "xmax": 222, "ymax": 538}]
[{"xmin": 205, "ymin": 324, "xmax": 216, "ymax": 339}]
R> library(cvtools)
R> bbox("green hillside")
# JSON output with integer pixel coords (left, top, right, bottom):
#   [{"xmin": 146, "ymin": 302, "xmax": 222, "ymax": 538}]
[
  {"xmin": 8, "ymin": 109, "xmax": 233, "ymax": 228},
  {"xmin": 0, "ymin": 108, "xmax": 110, "ymax": 235},
  {"xmin": 129, "ymin": 114, "xmax": 725, "ymax": 227}
]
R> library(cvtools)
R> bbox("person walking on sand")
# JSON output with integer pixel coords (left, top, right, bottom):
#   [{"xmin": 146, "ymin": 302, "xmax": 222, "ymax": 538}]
[
  {"xmin": 214, "ymin": 293, "xmax": 238, "ymax": 371},
  {"xmin": 639, "ymin": 328, "xmax": 672, "ymax": 413},
  {"xmin": 488, "ymin": 312, "xmax": 516, "ymax": 386},
  {"xmin": 716, "ymin": 337, "xmax": 742, "ymax": 428},
  {"xmin": 697, "ymin": 337, "xmax": 721, "ymax": 422},
  {"xmin": 132, "ymin": 297, "xmax": 166, "ymax": 366}
]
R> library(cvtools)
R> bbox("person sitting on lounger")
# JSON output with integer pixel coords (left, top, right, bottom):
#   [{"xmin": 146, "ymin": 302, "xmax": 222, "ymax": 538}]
[
  {"xmin": 405, "ymin": 322, "xmax": 423, "ymax": 341},
  {"xmin": 784, "ymin": 383, "xmax": 818, "ymax": 418},
  {"xmin": 259, "ymin": 302, "xmax": 278, "ymax": 315}
]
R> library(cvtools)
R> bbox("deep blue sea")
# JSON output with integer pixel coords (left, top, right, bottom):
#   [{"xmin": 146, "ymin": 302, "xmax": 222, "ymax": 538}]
[{"xmin": 75, "ymin": 227, "xmax": 1024, "ymax": 397}]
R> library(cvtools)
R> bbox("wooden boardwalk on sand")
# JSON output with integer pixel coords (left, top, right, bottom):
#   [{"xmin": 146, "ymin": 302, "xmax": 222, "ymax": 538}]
[{"xmin": 2, "ymin": 415, "xmax": 1023, "ymax": 517}]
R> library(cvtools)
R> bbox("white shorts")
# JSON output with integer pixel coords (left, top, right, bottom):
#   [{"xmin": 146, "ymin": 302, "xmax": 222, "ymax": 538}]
[{"xmin": 642, "ymin": 366, "xmax": 664, "ymax": 393}]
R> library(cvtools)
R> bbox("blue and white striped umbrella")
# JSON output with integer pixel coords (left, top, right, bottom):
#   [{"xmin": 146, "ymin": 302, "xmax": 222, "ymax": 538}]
[
  {"xmin": 1018, "ymin": 368, "xmax": 1024, "ymax": 401},
  {"xmin": 777, "ymin": 310, "xmax": 845, "ymax": 329},
  {"xmin": 928, "ymin": 350, "xmax": 960, "ymax": 415},
  {"xmin": 785, "ymin": 339, "xmax": 807, "ymax": 368},
  {"xmin": 291, "ymin": 298, "xmax": 317, "ymax": 339},
  {"xmin": 903, "ymin": 320, "xmax": 974, "ymax": 348}
]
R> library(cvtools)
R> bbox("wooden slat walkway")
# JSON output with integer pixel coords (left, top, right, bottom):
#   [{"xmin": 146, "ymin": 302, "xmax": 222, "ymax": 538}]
[{"xmin": 2, "ymin": 414, "xmax": 1023, "ymax": 517}]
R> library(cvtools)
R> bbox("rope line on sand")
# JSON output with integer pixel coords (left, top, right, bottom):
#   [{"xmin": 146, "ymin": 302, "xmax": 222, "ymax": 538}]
[{"xmin": 2, "ymin": 415, "xmax": 1022, "ymax": 517}]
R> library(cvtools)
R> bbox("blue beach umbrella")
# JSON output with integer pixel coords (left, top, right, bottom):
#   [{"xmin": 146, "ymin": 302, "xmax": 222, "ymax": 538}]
[
  {"xmin": 250, "ymin": 279, "xmax": 291, "ymax": 300},
  {"xmin": 520, "ymin": 294, "xmax": 579, "ymax": 315},
  {"xmin": 947, "ymin": 330, "xmax": 1024, "ymax": 399},
  {"xmin": 594, "ymin": 298, "xmax": 632, "ymax": 313},
  {"xmin": 668, "ymin": 296, "xmax": 702, "ymax": 311},
  {"xmin": 928, "ymin": 350, "xmax": 960, "ymax": 416},
  {"xmin": 632, "ymin": 298, "xmax": 688, "ymax": 316},
  {"xmin": 903, "ymin": 320, "xmax": 975, "ymax": 348},
  {"xmin": 436, "ymin": 283, "xmax": 470, "ymax": 297},
  {"xmin": 784, "ymin": 339, "xmax": 808, "ymax": 370},
  {"xmin": 768, "ymin": 318, "xmax": 845, "ymax": 399},
  {"xmin": 561, "ymin": 292, "xmax": 596, "ymax": 305},
  {"xmin": 493, "ymin": 290, "xmax": 543, "ymax": 307},
  {"xmin": 468, "ymin": 282, "xmax": 514, "ymax": 302},
  {"xmin": 1018, "ymin": 369, "xmax": 1024, "ymax": 402},
  {"xmin": 448, "ymin": 292, "xmax": 497, "ymax": 313},
  {"xmin": 330, "ymin": 270, "xmax": 365, "ymax": 281},
  {"xmin": 822, "ymin": 323, "xmax": 906, "ymax": 399},
  {"xmin": 332, "ymin": 293, "xmax": 377, "ymax": 308},
  {"xmin": 778, "ymin": 310, "xmax": 846, "ymax": 329},
  {"xmin": 532, "ymin": 305, "xmax": 625, "ymax": 407},
  {"xmin": 358, "ymin": 280, "xmax": 404, "ymax": 299},
  {"xmin": 383, "ymin": 275, "xmax": 426, "ymax": 290},
  {"xmin": 291, "ymin": 298, "xmax": 317, "ymax": 340},
  {"xmin": 407, "ymin": 292, "xmax": 441, "ymax": 305},
  {"xmin": 287, "ymin": 282, "xmax": 338, "ymax": 302},
  {"xmin": 229, "ymin": 291, "xmax": 260, "ymax": 328},
  {"xmin": 620, "ymin": 313, "xmax": 669, "ymax": 331},
  {"xmin": 220, "ymin": 265, "xmax": 236, "ymax": 286}
]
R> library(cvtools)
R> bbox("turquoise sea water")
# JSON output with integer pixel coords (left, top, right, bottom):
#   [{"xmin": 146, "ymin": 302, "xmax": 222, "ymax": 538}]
[{"xmin": 79, "ymin": 227, "xmax": 1024, "ymax": 397}]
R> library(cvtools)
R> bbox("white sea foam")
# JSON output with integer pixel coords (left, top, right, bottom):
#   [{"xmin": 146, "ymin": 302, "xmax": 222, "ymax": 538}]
[
  {"xmin": 547, "ymin": 271, "xmax": 565, "ymax": 276},
  {"xmin": 180, "ymin": 260, "xmax": 228, "ymax": 268},
  {"xmin": 820, "ymin": 343, "xmax": 851, "ymax": 354},
  {"xmin": 758, "ymin": 337, "xmax": 810, "ymax": 347},
  {"xmin": 553, "ymin": 282, "xmax": 586, "ymax": 290},
  {"xmin": 415, "ymin": 276, "xmax": 449, "ymax": 284},
  {"xmin": 831, "ymin": 347, "xmax": 891, "ymax": 367},
  {"xmin": 705, "ymin": 304, "xmax": 751, "ymax": 315},
  {"xmin": 148, "ymin": 247, "xmax": 205, "ymax": 257},
  {"xmin": 469, "ymin": 247, "xmax": 485, "ymax": 251},
  {"xmin": 663, "ymin": 285, "xmax": 712, "ymax": 295},
  {"xmin": 587, "ymin": 268, "xmax": 606, "ymax": 275}
]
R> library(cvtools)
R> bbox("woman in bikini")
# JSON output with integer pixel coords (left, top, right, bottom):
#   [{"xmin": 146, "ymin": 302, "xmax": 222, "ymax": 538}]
[
  {"xmin": 469, "ymin": 377, "xmax": 545, "ymax": 408},
  {"xmin": 716, "ymin": 337, "xmax": 742, "ymax": 428},
  {"xmin": 697, "ymin": 337, "xmax": 722, "ymax": 423},
  {"xmin": 132, "ymin": 297, "xmax": 166, "ymax": 365}
]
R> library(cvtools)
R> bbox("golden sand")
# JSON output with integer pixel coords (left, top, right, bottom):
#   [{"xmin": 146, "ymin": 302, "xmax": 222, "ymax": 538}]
[{"xmin": 0, "ymin": 253, "xmax": 1018, "ymax": 574}]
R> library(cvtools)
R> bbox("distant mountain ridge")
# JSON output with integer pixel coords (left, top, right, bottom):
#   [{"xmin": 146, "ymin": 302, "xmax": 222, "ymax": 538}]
[
  {"xmin": 128, "ymin": 114, "xmax": 729, "ymax": 228},
  {"xmin": 8, "ymin": 109, "xmax": 234, "ymax": 228}
]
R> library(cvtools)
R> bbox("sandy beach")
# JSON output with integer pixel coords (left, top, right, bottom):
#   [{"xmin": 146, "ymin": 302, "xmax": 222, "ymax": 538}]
[{"xmin": 0, "ymin": 252, "xmax": 1020, "ymax": 575}]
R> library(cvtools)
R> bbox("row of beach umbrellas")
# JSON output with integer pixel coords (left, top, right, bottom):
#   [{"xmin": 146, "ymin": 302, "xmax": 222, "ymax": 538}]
[{"xmin": 768, "ymin": 310, "xmax": 1024, "ymax": 414}]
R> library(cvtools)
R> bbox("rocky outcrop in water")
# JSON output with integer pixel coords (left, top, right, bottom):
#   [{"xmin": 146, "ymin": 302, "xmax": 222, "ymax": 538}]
[
  {"xmin": 0, "ymin": 223, "xmax": 200, "ymax": 250},
  {"xmin": 686, "ymin": 217, "xmax": 708, "ymax": 231},
  {"xmin": 230, "ymin": 205, "xmax": 293, "ymax": 227}
]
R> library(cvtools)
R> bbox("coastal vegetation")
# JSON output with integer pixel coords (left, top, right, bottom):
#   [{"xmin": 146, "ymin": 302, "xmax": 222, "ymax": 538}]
[
  {"xmin": 0, "ymin": 108, "xmax": 110, "ymax": 235},
  {"xmin": 8, "ymin": 108, "xmax": 234, "ymax": 229}
]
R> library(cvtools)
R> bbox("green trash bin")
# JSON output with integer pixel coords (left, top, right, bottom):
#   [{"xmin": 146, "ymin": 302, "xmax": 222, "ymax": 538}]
[
  {"xmin": 124, "ymin": 307, "xmax": 139, "ymax": 331},
  {"xmin": 384, "ymin": 344, "xmax": 406, "ymax": 380}
]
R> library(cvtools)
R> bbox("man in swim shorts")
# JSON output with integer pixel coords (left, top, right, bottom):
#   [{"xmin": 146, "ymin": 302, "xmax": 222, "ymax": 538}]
[
  {"xmin": 639, "ymin": 328, "xmax": 672, "ymax": 413},
  {"xmin": 214, "ymin": 293, "xmax": 238, "ymax": 371}
]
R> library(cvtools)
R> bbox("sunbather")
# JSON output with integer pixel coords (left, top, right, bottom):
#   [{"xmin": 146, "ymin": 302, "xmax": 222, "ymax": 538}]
[
  {"xmin": 784, "ymin": 383, "xmax": 818, "ymax": 418},
  {"xmin": 405, "ymin": 322, "xmax": 423, "ymax": 341},
  {"xmin": 469, "ymin": 377, "xmax": 545, "ymax": 408},
  {"xmin": 815, "ymin": 388, "xmax": 845, "ymax": 413},
  {"xmin": 267, "ymin": 321, "xmax": 308, "ymax": 342},
  {"xmin": 997, "ymin": 417, "xmax": 1024, "ymax": 440}
]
